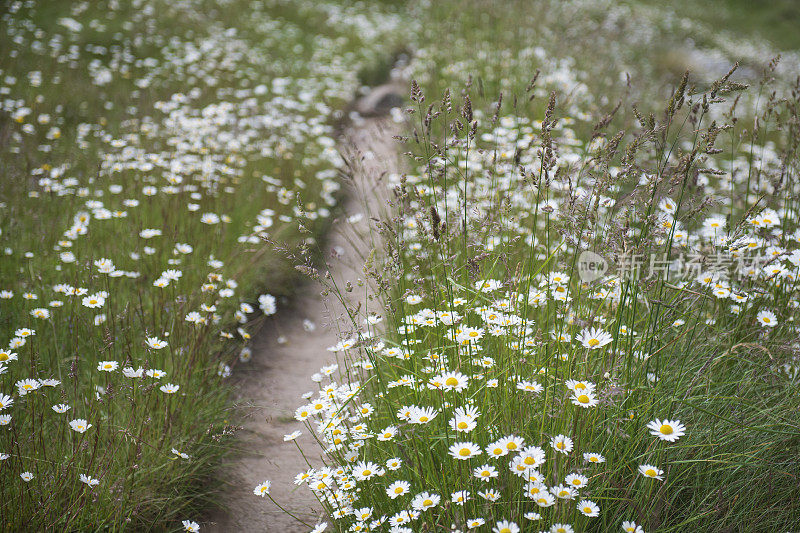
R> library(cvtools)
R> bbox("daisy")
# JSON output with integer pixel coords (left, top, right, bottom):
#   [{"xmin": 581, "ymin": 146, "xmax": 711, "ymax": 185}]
[
  {"xmin": 478, "ymin": 489, "xmax": 501, "ymax": 501},
  {"xmin": 499, "ymin": 435, "xmax": 525, "ymax": 453},
  {"xmin": 182, "ymin": 520, "xmax": 200, "ymax": 532},
  {"xmin": 565, "ymin": 379, "xmax": 596, "ymax": 393},
  {"xmin": 386, "ymin": 457, "xmax": 402, "ymax": 470},
  {"xmin": 523, "ymin": 482, "xmax": 547, "ymax": 498},
  {"xmin": 550, "ymin": 524, "xmax": 574, "ymax": 533},
  {"xmin": 52, "ymin": 404, "xmax": 71, "ymax": 413},
  {"xmin": 69, "ymin": 419, "xmax": 92, "ymax": 433},
  {"xmin": 577, "ymin": 327, "xmax": 613, "ymax": 349},
  {"xmin": 353, "ymin": 461, "xmax": 381, "ymax": 480},
  {"xmin": 408, "ymin": 406, "xmax": 438, "ymax": 424},
  {"xmin": 438, "ymin": 371, "xmax": 470, "ymax": 391},
  {"xmin": 82, "ymin": 295, "xmax": 105, "ymax": 308},
  {"xmin": 533, "ymin": 492, "xmax": 556, "ymax": 507},
  {"xmin": 647, "ymin": 418, "xmax": 686, "ymax": 442},
  {"xmin": 284, "ymin": 430, "xmax": 301, "ymax": 441},
  {"xmin": 622, "ymin": 521, "xmax": 644, "ymax": 533},
  {"xmin": 159, "ymin": 383, "xmax": 179, "ymax": 394},
  {"xmin": 16, "ymin": 378, "xmax": 40, "ymax": 395},
  {"xmin": 517, "ymin": 380, "xmax": 543, "ymax": 393},
  {"xmin": 450, "ymin": 414, "xmax": 477, "ymax": 433},
  {"xmin": 571, "ymin": 390, "xmax": 599, "ymax": 408},
  {"xmin": 451, "ymin": 490, "xmax": 470, "ymax": 505},
  {"xmin": 253, "ymin": 480, "xmax": 271, "ymax": 497},
  {"xmin": 449, "ymin": 441, "xmax": 482, "ymax": 460},
  {"xmin": 79, "ymin": 473, "xmax": 100, "ymax": 487},
  {"xmin": 467, "ymin": 518, "xmax": 486, "ymax": 529},
  {"xmin": 486, "ymin": 440, "xmax": 509, "ymax": 458},
  {"xmin": 386, "ymin": 480, "xmax": 410, "ymax": 499},
  {"xmin": 122, "ymin": 367, "xmax": 144, "ymax": 378},
  {"xmin": 20, "ymin": 472, "xmax": 33, "ymax": 482},
  {"xmin": 411, "ymin": 492, "xmax": 440, "ymax": 511},
  {"xmin": 172, "ymin": 448, "xmax": 189, "ymax": 459},
  {"xmin": 377, "ymin": 426, "xmax": 397, "ymax": 441},
  {"xmin": 473, "ymin": 464, "xmax": 498, "ymax": 481},
  {"xmin": 578, "ymin": 499, "xmax": 600, "ymax": 517},
  {"xmin": 583, "ymin": 452, "xmax": 606, "ymax": 466},
  {"xmin": 97, "ymin": 360, "xmax": 119, "ymax": 372},
  {"xmin": 0, "ymin": 394, "xmax": 13, "ymax": 411},
  {"xmin": 638, "ymin": 464, "xmax": 664, "ymax": 480},
  {"xmin": 565, "ymin": 473, "xmax": 588, "ymax": 489},
  {"xmin": 145, "ymin": 337, "xmax": 168, "ymax": 349},
  {"xmin": 492, "ymin": 521, "xmax": 519, "ymax": 533},
  {"xmin": 551, "ymin": 434, "xmax": 573, "ymax": 454},
  {"xmin": 552, "ymin": 484, "xmax": 577, "ymax": 500},
  {"xmin": 756, "ymin": 310, "xmax": 778, "ymax": 328}
]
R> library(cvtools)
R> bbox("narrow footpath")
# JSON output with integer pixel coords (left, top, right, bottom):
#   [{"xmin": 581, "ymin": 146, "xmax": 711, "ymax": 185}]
[{"xmin": 207, "ymin": 102, "xmax": 401, "ymax": 532}]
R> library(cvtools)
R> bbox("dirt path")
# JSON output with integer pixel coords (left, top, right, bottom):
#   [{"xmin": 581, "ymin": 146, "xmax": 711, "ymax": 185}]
[{"xmin": 206, "ymin": 109, "xmax": 400, "ymax": 532}]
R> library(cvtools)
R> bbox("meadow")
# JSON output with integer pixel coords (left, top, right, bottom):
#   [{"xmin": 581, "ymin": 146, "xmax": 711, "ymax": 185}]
[{"xmin": 1, "ymin": 0, "xmax": 799, "ymax": 532}]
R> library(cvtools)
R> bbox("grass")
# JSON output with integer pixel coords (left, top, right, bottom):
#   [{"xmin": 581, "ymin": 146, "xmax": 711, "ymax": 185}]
[
  {"xmin": 0, "ymin": 0, "xmax": 404, "ymax": 529},
  {"xmin": 278, "ymin": 1, "xmax": 800, "ymax": 532},
  {"xmin": 634, "ymin": 0, "xmax": 800, "ymax": 51},
  {"xmin": 2, "ymin": 0, "xmax": 800, "ymax": 531}
]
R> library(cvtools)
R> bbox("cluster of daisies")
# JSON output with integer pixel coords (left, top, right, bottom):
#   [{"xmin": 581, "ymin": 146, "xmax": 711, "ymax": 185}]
[
  {"xmin": 272, "ymin": 277, "xmax": 692, "ymax": 533},
  {"xmin": 262, "ymin": 34, "xmax": 798, "ymax": 530}
]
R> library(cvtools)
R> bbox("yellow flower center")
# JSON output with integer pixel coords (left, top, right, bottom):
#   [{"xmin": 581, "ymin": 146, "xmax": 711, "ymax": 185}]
[
  {"xmin": 445, "ymin": 377, "xmax": 458, "ymax": 386},
  {"xmin": 419, "ymin": 416, "xmax": 429, "ymax": 422},
  {"xmin": 572, "ymin": 479, "xmax": 581, "ymax": 486},
  {"xmin": 645, "ymin": 469, "xmax": 656, "ymax": 477},
  {"xmin": 459, "ymin": 448, "xmax": 471, "ymax": 456},
  {"xmin": 458, "ymin": 422, "xmax": 468, "ymax": 429},
  {"xmin": 660, "ymin": 424, "xmax": 673, "ymax": 435},
  {"xmin": 394, "ymin": 487, "xmax": 403, "ymax": 494},
  {"xmin": 422, "ymin": 499, "xmax": 432, "ymax": 507},
  {"xmin": 524, "ymin": 457, "xmax": 535, "ymax": 465},
  {"xmin": 556, "ymin": 442, "xmax": 565, "ymax": 449},
  {"xmin": 577, "ymin": 394, "xmax": 590, "ymax": 403},
  {"xmin": 584, "ymin": 507, "xmax": 592, "ymax": 513},
  {"xmin": 587, "ymin": 338, "xmax": 600, "ymax": 347},
  {"xmin": 506, "ymin": 442, "xmax": 517, "ymax": 450},
  {"xmin": 500, "ymin": 529, "xmax": 511, "ymax": 533}
]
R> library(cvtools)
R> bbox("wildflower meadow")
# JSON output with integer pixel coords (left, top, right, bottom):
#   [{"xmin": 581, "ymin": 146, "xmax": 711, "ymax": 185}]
[{"xmin": 1, "ymin": 0, "xmax": 799, "ymax": 532}]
